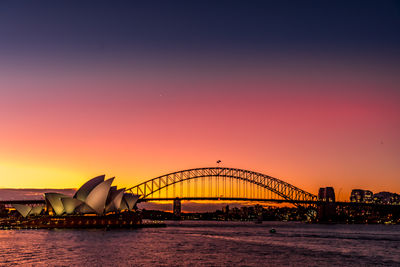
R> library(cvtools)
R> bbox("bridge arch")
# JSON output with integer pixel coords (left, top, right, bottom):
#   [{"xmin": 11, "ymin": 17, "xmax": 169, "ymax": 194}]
[{"xmin": 127, "ymin": 167, "xmax": 317, "ymax": 203}]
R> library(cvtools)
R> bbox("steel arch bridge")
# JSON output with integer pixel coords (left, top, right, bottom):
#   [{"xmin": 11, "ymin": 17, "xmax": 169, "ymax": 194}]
[{"xmin": 126, "ymin": 167, "xmax": 317, "ymax": 205}]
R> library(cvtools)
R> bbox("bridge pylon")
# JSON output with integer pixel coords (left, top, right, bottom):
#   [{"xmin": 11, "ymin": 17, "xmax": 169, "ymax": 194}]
[{"xmin": 173, "ymin": 197, "xmax": 181, "ymax": 219}]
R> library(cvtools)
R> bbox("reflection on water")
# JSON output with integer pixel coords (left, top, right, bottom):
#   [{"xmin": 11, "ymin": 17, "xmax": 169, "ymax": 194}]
[{"xmin": 1, "ymin": 221, "xmax": 399, "ymax": 266}]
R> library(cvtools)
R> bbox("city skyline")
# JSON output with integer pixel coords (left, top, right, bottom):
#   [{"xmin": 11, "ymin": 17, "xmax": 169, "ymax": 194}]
[{"xmin": 1, "ymin": 1, "xmax": 400, "ymax": 201}]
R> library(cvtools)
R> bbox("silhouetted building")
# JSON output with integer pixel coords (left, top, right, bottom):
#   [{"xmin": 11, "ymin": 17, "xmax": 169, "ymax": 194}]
[
  {"xmin": 373, "ymin": 191, "xmax": 400, "ymax": 204},
  {"xmin": 0, "ymin": 203, "xmax": 7, "ymax": 217},
  {"xmin": 318, "ymin": 187, "xmax": 336, "ymax": 222},
  {"xmin": 222, "ymin": 205, "xmax": 229, "ymax": 214},
  {"xmin": 350, "ymin": 189, "xmax": 373, "ymax": 203},
  {"xmin": 173, "ymin": 198, "xmax": 181, "ymax": 217},
  {"xmin": 318, "ymin": 187, "xmax": 335, "ymax": 202}
]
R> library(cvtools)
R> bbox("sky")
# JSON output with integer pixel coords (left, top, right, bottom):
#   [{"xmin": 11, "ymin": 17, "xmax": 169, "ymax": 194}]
[{"xmin": 0, "ymin": 1, "xmax": 399, "ymax": 201}]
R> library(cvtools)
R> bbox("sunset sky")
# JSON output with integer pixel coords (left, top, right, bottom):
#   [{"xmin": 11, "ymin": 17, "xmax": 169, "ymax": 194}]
[{"xmin": 0, "ymin": 1, "xmax": 399, "ymax": 200}]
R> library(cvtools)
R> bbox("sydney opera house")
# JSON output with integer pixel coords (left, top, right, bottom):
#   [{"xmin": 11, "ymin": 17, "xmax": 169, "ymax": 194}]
[{"xmin": 9, "ymin": 175, "xmax": 140, "ymax": 227}]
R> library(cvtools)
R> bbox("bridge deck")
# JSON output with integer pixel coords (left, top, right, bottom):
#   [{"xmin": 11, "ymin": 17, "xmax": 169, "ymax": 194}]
[{"xmin": 1, "ymin": 198, "xmax": 398, "ymax": 208}]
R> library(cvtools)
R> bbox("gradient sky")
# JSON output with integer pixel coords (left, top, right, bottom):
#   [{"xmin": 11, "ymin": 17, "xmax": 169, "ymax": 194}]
[{"xmin": 0, "ymin": 1, "xmax": 399, "ymax": 201}]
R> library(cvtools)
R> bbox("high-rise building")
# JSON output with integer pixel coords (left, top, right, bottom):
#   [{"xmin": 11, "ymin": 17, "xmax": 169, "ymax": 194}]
[
  {"xmin": 318, "ymin": 187, "xmax": 335, "ymax": 202},
  {"xmin": 317, "ymin": 187, "xmax": 336, "ymax": 222},
  {"xmin": 350, "ymin": 189, "xmax": 373, "ymax": 203}
]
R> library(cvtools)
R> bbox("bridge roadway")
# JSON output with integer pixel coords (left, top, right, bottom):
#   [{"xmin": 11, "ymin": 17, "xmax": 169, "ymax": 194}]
[
  {"xmin": 2, "ymin": 198, "xmax": 398, "ymax": 209},
  {"xmin": 138, "ymin": 197, "xmax": 400, "ymax": 208},
  {"xmin": 138, "ymin": 197, "xmax": 317, "ymax": 204}
]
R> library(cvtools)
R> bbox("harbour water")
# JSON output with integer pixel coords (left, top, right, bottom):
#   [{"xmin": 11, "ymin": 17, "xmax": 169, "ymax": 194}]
[{"xmin": 0, "ymin": 221, "xmax": 399, "ymax": 266}]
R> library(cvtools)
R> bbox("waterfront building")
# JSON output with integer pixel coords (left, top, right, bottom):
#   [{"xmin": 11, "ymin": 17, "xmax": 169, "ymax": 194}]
[
  {"xmin": 11, "ymin": 176, "xmax": 139, "ymax": 217},
  {"xmin": 317, "ymin": 187, "xmax": 336, "ymax": 222},
  {"xmin": 350, "ymin": 189, "xmax": 373, "ymax": 203},
  {"xmin": 373, "ymin": 192, "xmax": 400, "ymax": 204},
  {"xmin": 222, "ymin": 205, "xmax": 230, "ymax": 214},
  {"xmin": 318, "ymin": 187, "xmax": 335, "ymax": 202}
]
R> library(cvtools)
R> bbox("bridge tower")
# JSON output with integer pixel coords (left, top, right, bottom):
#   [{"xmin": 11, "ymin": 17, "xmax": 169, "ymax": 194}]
[{"xmin": 173, "ymin": 198, "xmax": 181, "ymax": 219}]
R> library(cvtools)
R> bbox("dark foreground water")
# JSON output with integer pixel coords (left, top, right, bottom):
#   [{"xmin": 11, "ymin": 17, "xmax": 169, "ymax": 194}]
[{"xmin": 0, "ymin": 221, "xmax": 399, "ymax": 266}]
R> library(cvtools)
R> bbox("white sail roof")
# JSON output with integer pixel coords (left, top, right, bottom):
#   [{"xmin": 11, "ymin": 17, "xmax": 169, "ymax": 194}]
[
  {"xmin": 29, "ymin": 206, "xmax": 44, "ymax": 216},
  {"xmin": 44, "ymin": 193, "xmax": 70, "ymax": 215},
  {"xmin": 61, "ymin": 197, "xmax": 83, "ymax": 214},
  {"xmin": 120, "ymin": 198, "xmax": 129, "ymax": 210},
  {"xmin": 106, "ymin": 188, "xmax": 125, "ymax": 212},
  {"xmin": 123, "ymin": 193, "xmax": 140, "ymax": 210},
  {"xmin": 75, "ymin": 202, "xmax": 97, "ymax": 214},
  {"xmin": 12, "ymin": 204, "xmax": 32, "ymax": 218},
  {"xmin": 105, "ymin": 186, "xmax": 117, "ymax": 207},
  {"xmin": 108, "ymin": 186, "xmax": 117, "ymax": 197},
  {"xmin": 74, "ymin": 175, "xmax": 105, "ymax": 202},
  {"xmin": 85, "ymin": 177, "xmax": 114, "ymax": 215}
]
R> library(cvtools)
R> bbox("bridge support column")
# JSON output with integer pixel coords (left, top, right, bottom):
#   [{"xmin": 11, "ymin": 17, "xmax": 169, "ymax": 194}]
[{"xmin": 173, "ymin": 198, "xmax": 181, "ymax": 219}]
